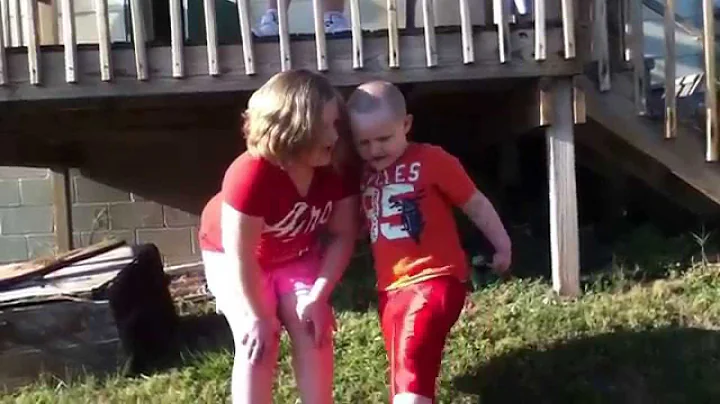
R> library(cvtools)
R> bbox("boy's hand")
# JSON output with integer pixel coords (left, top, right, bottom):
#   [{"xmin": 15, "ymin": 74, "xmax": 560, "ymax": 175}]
[{"xmin": 491, "ymin": 250, "xmax": 511, "ymax": 276}]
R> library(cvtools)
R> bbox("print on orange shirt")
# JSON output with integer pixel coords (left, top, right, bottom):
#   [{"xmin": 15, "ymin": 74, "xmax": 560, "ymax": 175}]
[{"xmin": 360, "ymin": 143, "xmax": 478, "ymax": 291}]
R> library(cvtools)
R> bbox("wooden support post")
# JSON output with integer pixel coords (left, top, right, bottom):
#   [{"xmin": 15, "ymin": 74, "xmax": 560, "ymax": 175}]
[
  {"xmin": 95, "ymin": 0, "xmax": 112, "ymax": 81},
  {"xmin": 350, "ymin": 0, "xmax": 363, "ymax": 69},
  {"xmin": 203, "ymin": 0, "xmax": 219, "ymax": 76},
  {"xmin": 664, "ymin": 0, "xmax": 676, "ymax": 139},
  {"xmin": 702, "ymin": 0, "xmax": 718, "ymax": 161},
  {"xmin": 277, "ymin": 0, "xmax": 291, "ymax": 71},
  {"xmin": 387, "ymin": 0, "xmax": 399, "ymax": 68},
  {"xmin": 170, "ymin": 0, "xmax": 184, "ymax": 77},
  {"xmin": 236, "ymin": 0, "xmax": 254, "ymax": 75},
  {"xmin": 534, "ymin": 0, "xmax": 546, "ymax": 61},
  {"xmin": 594, "ymin": 0, "xmax": 610, "ymax": 91},
  {"xmin": 546, "ymin": 77, "xmax": 580, "ymax": 297},
  {"xmin": 50, "ymin": 167, "xmax": 73, "ymax": 253},
  {"xmin": 458, "ymin": 0, "xmax": 473, "ymax": 64},
  {"xmin": 311, "ymin": 0, "xmax": 327, "ymax": 71},
  {"xmin": 60, "ymin": 0, "xmax": 77, "ymax": 83}
]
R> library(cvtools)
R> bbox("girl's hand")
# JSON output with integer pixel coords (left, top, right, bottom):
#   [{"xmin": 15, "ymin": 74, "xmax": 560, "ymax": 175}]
[
  {"xmin": 296, "ymin": 294, "xmax": 335, "ymax": 348},
  {"xmin": 241, "ymin": 316, "xmax": 281, "ymax": 364}
]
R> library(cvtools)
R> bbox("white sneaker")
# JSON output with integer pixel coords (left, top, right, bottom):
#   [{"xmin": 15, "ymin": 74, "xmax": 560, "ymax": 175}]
[
  {"xmin": 253, "ymin": 9, "xmax": 279, "ymax": 37},
  {"xmin": 324, "ymin": 12, "xmax": 350, "ymax": 34}
]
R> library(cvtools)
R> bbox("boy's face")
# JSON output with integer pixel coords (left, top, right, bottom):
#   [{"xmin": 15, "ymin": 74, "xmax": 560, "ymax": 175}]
[{"xmin": 350, "ymin": 109, "xmax": 412, "ymax": 171}]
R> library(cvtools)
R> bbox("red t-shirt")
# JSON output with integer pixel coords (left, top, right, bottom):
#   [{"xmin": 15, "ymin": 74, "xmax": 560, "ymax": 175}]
[
  {"xmin": 198, "ymin": 152, "xmax": 358, "ymax": 268},
  {"xmin": 360, "ymin": 143, "xmax": 477, "ymax": 291}
]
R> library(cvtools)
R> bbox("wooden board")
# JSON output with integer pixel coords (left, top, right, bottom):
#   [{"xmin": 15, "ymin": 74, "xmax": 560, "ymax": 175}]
[
  {"xmin": 0, "ymin": 243, "xmax": 133, "ymax": 307},
  {"xmin": 0, "ymin": 238, "xmax": 125, "ymax": 291}
]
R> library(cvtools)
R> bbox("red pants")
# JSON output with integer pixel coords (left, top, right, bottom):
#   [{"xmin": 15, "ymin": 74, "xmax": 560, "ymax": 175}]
[{"xmin": 378, "ymin": 276, "xmax": 467, "ymax": 400}]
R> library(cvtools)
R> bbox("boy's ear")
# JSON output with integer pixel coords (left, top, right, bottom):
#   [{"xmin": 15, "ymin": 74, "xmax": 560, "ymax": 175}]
[{"xmin": 403, "ymin": 114, "xmax": 414, "ymax": 135}]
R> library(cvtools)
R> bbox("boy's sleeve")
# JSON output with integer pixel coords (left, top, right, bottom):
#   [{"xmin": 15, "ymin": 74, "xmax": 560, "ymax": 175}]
[
  {"xmin": 222, "ymin": 157, "xmax": 268, "ymax": 219},
  {"xmin": 429, "ymin": 146, "xmax": 477, "ymax": 207}
]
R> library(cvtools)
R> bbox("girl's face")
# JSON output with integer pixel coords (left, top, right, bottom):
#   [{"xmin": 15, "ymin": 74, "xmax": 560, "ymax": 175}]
[{"xmin": 298, "ymin": 98, "xmax": 340, "ymax": 167}]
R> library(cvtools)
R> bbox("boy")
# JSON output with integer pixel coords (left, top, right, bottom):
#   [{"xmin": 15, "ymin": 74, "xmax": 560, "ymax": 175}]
[{"xmin": 347, "ymin": 81, "xmax": 512, "ymax": 404}]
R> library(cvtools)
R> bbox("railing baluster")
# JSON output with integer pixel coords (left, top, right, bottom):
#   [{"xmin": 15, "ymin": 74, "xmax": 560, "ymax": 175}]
[
  {"xmin": 387, "ymin": 0, "xmax": 399, "ymax": 68},
  {"xmin": 594, "ymin": 0, "xmax": 610, "ymax": 91},
  {"xmin": 702, "ymin": 0, "xmax": 718, "ymax": 161},
  {"xmin": 203, "ymin": 0, "xmax": 219, "ymax": 75},
  {"xmin": 458, "ymin": 0, "xmax": 473, "ymax": 64},
  {"xmin": 170, "ymin": 0, "xmax": 184, "ymax": 78},
  {"xmin": 311, "ymin": 0, "xmax": 327, "ymax": 71},
  {"xmin": 26, "ymin": 0, "xmax": 40, "ymax": 85},
  {"xmin": 95, "ymin": 0, "xmax": 112, "ymax": 81},
  {"xmin": 11, "ymin": 0, "xmax": 21, "ymax": 47},
  {"xmin": 560, "ymin": 0, "xmax": 575, "ymax": 58},
  {"xmin": 663, "ymin": 0, "xmax": 676, "ymax": 139},
  {"xmin": 1, "ymin": 0, "xmax": 9, "ymax": 47},
  {"xmin": 493, "ymin": 0, "xmax": 510, "ymax": 63},
  {"xmin": 534, "ymin": 0, "xmax": 546, "ymax": 61},
  {"xmin": 278, "ymin": 0, "xmax": 291, "ymax": 71},
  {"xmin": 421, "ymin": 0, "xmax": 436, "ymax": 67},
  {"xmin": 629, "ymin": 0, "xmax": 646, "ymax": 114},
  {"xmin": 60, "ymin": 0, "xmax": 77, "ymax": 83},
  {"xmin": 236, "ymin": 0, "xmax": 254, "ymax": 75},
  {"xmin": 129, "ymin": 0, "xmax": 148, "ymax": 80},
  {"xmin": 0, "ymin": 1, "xmax": 6, "ymax": 85},
  {"xmin": 350, "ymin": 0, "xmax": 363, "ymax": 69}
]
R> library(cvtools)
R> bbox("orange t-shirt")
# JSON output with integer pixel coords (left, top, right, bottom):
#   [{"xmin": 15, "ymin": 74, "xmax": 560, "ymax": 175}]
[{"xmin": 360, "ymin": 143, "xmax": 477, "ymax": 291}]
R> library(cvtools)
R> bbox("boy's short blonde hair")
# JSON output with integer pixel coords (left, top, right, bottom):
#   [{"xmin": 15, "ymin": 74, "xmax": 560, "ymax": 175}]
[{"xmin": 244, "ymin": 69, "xmax": 340, "ymax": 165}]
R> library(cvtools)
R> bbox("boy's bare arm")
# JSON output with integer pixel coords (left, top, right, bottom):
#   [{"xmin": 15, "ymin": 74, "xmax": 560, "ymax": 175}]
[{"xmin": 461, "ymin": 190, "xmax": 512, "ymax": 271}]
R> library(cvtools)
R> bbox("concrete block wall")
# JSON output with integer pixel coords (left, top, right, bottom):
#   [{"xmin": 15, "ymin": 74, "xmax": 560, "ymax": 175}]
[
  {"xmin": 69, "ymin": 168, "xmax": 201, "ymax": 266},
  {"xmin": 0, "ymin": 167, "xmax": 56, "ymax": 263},
  {"xmin": 0, "ymin": 166, "xmax": 202, "ymax": 265}
]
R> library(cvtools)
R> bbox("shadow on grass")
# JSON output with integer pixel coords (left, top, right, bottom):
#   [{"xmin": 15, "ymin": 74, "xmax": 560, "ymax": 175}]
[{"xmin": 452, "ymin": 326, "xmax": 720, "ymax": 403}]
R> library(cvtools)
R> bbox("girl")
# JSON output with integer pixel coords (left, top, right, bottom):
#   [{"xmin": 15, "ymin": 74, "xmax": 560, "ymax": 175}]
[{"xmin": 197, "ymin": 69, "xmax": 359, "ymax": 403}]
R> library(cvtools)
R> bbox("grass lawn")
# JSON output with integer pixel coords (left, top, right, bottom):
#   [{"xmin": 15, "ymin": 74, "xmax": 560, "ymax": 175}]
[{"xmin": 3, "ymin": 254, "xmax": 720, "ymax": 403}]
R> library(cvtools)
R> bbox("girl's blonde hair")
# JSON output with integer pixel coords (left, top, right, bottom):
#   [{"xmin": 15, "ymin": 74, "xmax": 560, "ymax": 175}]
[{"xmin": 244, "ymin": 69, "xmax": 341, "ymax": 165}]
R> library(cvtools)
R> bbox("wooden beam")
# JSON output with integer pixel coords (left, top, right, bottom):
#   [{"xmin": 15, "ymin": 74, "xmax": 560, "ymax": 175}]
[
  {"xmin": 593, "ymin": 0, "xmax": 610, "ymax": 91},
  {"xmin": 534, "ymin": 0, "xmax": 546, "ymax": 61},
  {"xmin": 278, "ymin": 0, "xmax": 291, "ymax": 71},
  {"xmin": 546, "ymin": 77, "xmax": 580, "ymax": 297},
  {"xmin": 0, "ymin": 28, "xmax": 582, "ymax": 103},
  {"xmin": 629, "ymin": 0, "xmax": 646, "ymax": 115},
  {"xmin": 203, "ymin": 0, "xmax": 219, "ymax": 76},
  {"xmin": 312, "ymin": 0, "xmax": 328, "ymax": 71},
  {"xmin": 421, "ymin": 0, "xmax": 437, "ymax": 67},
  {"xmin": 387, "ymin": 0, "xmax": 400, "ymax": 68},
  {"xmin": 26, "ymin": 0, "xmax": 41, "ymax": 85},
  {"xmin": 170, "ymin": 0, "xmax": 184, "ymax": 78},
  {"xmin": 129, "ymin": 0, "xmax": 149, "ymax": 80},
  {"xmin": 95, "ymin": 0, "xmax": 112, "ymax": 81},
  {"xmin": 0, "ymin": 2, "xmax": 6, "ymax": 85},
  {"xmin": 459, "ymin": 0, "xmax": 473, "ymax": 64},
  {"xmin": 50, "ymin": 167, "xmax": 73, "ymax": 253},
  {"xmin": 507, "ymin": 78, "xmax": 553, "ymax": 134}
]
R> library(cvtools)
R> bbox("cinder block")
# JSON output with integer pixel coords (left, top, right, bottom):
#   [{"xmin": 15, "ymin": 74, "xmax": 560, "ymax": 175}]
[
  {"xmin": 136, "ymin": 228, "xmax": 194, "ymax": 259},
  {"xmin": 0, "ymin": 235, "xmax": 29, "ymax": 263},
  {"xmin": 0, "ymin": 207, "xmax": 54, "ymax": 235},
  {"xmin": 164, "ymin": 207, "xmax": 199, "ymax": 227},
  {"xmin": 71, "ymin": 204, "xmax": 110, "ymax": 232},
  {"xmin": 73, "ymin": 176, "xmax": 130, "ymax": 203},
  {"xmin": 73, "ymin": 230, "xmax": 135, "ymax": 248},
  {"xmin": 0, "ymin": 180, "xmax": 21, "ymax": 207},
  {"xmin": 27, "ymin": 235, "xmax": 57, "ymax": 259},
  {"xmin": 109, "ymin": 202, "xmax": 164, "ymax": 230},
  {"xmin": 19, "ymin": 178, "xmax": 52, "ymax": 206},
  {"xmin": 0, "ymin": 167, "xmax": 49, "ymax": 179}
]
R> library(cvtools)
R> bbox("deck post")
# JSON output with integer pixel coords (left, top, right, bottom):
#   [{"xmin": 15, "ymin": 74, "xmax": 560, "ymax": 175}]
[
  {"xmin": 546, "ymin": 77, "xmax": 581, "ymax": 297},
  {"xmin": 50, "ymin": 167, "xmax": 73, "ymax": 252}
]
